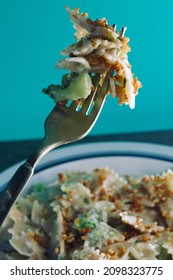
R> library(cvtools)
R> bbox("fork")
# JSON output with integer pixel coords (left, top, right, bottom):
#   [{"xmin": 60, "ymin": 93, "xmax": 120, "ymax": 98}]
[{"xmin": 0, "ymin": 70, "xmax": 112, "ymax": 226}]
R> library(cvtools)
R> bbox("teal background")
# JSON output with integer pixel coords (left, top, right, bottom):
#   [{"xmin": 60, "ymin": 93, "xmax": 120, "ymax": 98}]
[{"xmin": 0, "ymin": 0, "xmax": 173, "ymax": 141}]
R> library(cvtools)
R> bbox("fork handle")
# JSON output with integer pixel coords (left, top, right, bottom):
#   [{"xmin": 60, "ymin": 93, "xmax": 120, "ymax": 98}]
[
  {"xmin": 0, "ymin": 162, "xmax": 34, "ymax": 226},
  {"xmin": 0, "ymin": 140, "xmax": 59, "ymax": 227}
]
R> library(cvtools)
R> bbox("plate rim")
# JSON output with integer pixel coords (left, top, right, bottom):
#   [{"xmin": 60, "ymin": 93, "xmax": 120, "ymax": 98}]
[{"xmin": 1, "ymin": 141, "xmax": 173, "ymax": 187}]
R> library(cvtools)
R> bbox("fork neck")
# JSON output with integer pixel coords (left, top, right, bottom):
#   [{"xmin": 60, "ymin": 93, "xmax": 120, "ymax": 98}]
[{"xmin": 25, "ymin": 140, "xmax": 60, "ymax": 168}]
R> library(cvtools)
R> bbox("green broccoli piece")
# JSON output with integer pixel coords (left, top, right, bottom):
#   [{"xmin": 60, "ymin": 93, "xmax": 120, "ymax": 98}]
[
  {"xmin": 43, "ymin": 71, "xmax": 92, "ymax": 102},
  {"xmin": 74, "ymin": 211, "xmax": 99, "ymax": 233}
]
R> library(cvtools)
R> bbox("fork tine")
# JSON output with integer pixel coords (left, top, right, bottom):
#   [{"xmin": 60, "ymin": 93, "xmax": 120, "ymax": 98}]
[
  {"xmin": 94, "ymin": 68, "xmax": 114, "ymax": 101},
  {"xmin": 94, "ymin": 77, "xmax": 109, "ymax": 103},
  {"xmin": 82, "ymin": 69, "xmax": 113, "ymax": 116},
  {"xmin": 80, "ymin": 91, "xmax": 96, "ymax": 114},
  {"xmin": 89, "ymin": 69, "xmax": 114, "ymax": 118},
  {"xmin": 69, "ymin": 100, "xmax": 79, "ymax": 111},
  {"xmin": 90, "ymin": 80, "xmax": 109, "ymax": 115},
  {"xmin": 80, "ymin": 74, "xmax": 101, "ymax": 114}
]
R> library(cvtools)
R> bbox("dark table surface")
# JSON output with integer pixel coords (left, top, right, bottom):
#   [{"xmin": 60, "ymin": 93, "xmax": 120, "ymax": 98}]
[{"xmin": 0, "ymin": 129, "xmax": 173, "ymax": 173}]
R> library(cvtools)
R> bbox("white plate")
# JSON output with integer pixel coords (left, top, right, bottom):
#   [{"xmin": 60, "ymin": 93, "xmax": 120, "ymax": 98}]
[{"xmin": 1, "ymin": 141, "xmax": 173, "ymax": 193}]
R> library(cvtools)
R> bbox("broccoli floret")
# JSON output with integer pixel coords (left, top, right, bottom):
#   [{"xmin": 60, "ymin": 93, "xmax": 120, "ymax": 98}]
[
  {"xmin": 74, "ymin": 211, "xmax": 99, "ymax": 233},
  {"xmin": 158, "ymin": 247, "xmax": 172, "ymax": 260},
  {"xmin": 43, "ymin": 71, "xmax": 92, "ymax": 102}
]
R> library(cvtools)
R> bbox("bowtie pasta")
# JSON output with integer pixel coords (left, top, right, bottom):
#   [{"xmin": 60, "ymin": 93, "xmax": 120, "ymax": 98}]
[
  {"xmin": 0, "ymin": 167, "xmax": 173, "ymax": 260},
  {"xmin": 43, "ymin": 7, "xmax": 142, "ymax": 109}
]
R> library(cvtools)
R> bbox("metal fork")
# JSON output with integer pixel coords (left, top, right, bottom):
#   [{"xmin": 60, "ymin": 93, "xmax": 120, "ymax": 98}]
[{"xmin": 0, "ymin": 70, "xmax": 112, "ymax": 226}]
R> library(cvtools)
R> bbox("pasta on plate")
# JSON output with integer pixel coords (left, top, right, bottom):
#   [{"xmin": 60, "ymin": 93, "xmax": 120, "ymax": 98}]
[{"xmin": 0, "ymin": 167, "xmax": 173, "ymax": 260}]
